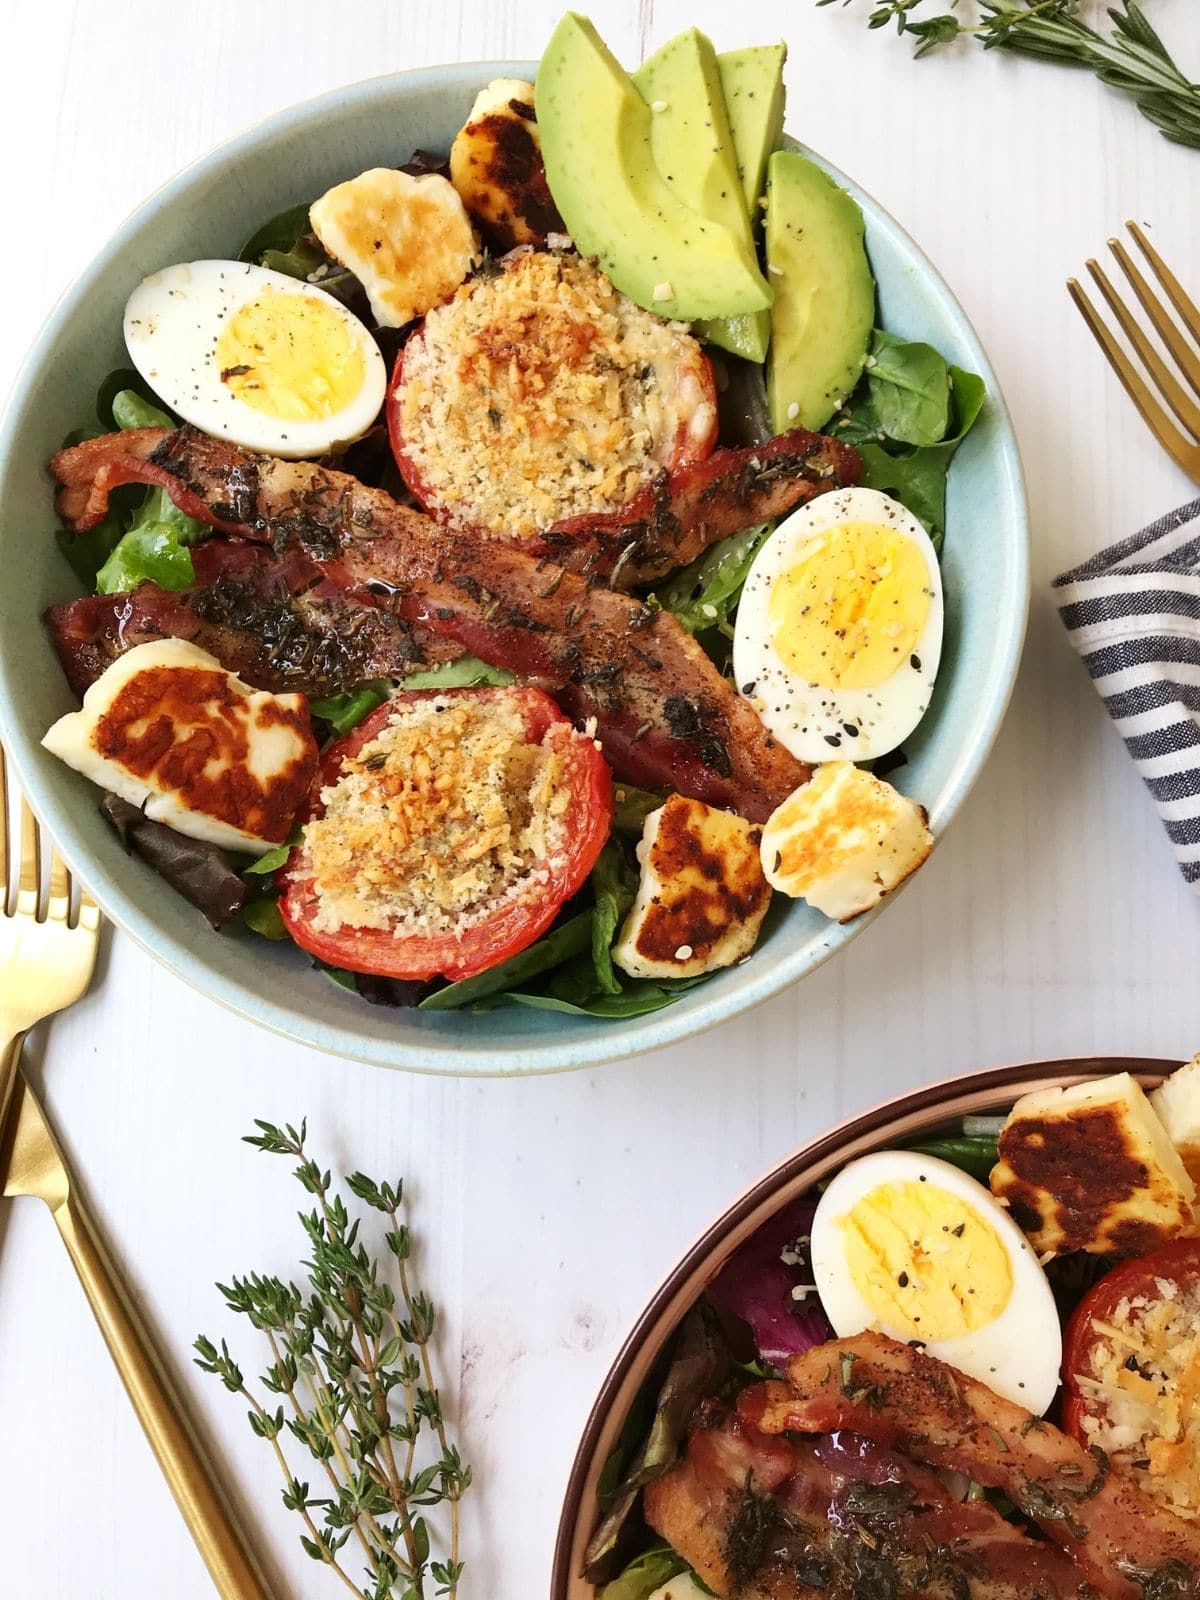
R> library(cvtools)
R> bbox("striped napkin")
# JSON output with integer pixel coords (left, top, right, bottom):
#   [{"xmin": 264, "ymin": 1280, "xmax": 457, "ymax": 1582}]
[{"xmin": 1055, "ymin": 497, "xmax": 1200, "ymax": 893}]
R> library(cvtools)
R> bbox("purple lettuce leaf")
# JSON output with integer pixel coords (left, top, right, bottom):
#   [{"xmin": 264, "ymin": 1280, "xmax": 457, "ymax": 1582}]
[{"xmin": 706, "ymin": 1194, "xmax": 833, "ymax": 1368}]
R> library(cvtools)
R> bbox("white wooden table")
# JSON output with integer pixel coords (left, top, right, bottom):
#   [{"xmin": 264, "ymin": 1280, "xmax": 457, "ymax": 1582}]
[{"xmin": 2, "ymin": 3, "xmax": 1199, "ymax": 1596}]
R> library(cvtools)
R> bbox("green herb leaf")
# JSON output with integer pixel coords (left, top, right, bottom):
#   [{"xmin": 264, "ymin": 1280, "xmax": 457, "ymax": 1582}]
[
  {"xmin": 599, "ymin": 1545, "xmax": 688, "ymax": 1600},
  {"xmin": 590, "ymin": 842, "xmax": 637, "ymax": 997},
  {"xmin": 866, "ymin": 329, "xmax": 950, "ymax": 446},
  {"xmin": 417, "ymin": 911, "xmax": 595, "ymax": 1010},
  {"xmin": 242, "ymin": 895, "xmax": 289, "ymax": 941},
  {"xmin": 308, "ymin": 681, "xmax": 391, "ymax": 736},
  {"xmin": 655, "ymin": 524, "xmax": 771, "ymax": 636}
]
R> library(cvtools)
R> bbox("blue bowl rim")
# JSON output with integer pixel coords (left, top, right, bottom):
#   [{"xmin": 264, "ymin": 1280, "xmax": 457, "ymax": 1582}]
[{"xmin": 0, "ymin": 61, "xmax": 1030, "ymax": 1076}]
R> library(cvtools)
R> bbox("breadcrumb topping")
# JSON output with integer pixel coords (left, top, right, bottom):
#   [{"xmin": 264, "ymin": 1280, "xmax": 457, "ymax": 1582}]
[
  {"xmin": 397, "ymin": 250, "xmax": 714, "ymax": 537},
  {"xmin": 302, "ymin": 697, "xmax": 571, "ymax": 940},
  {"xmin": 1076, "ymin": 1278, "xmax": 1200, "ymax": 1521}
]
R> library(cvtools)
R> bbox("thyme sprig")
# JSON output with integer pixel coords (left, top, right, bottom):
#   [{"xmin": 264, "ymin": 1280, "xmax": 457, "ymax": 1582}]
[
  {"xmin": 195, "ymin": 1119, "xmax": 470, "ymax": 1600},
  {"xmin": 818, "ymin": 1, "xmax": 1200, "ymax": 149}
]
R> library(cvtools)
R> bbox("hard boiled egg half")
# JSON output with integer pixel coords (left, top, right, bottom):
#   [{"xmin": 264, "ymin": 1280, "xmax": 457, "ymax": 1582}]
[
  {"xmin": 733, "ymin": 487, "xmax": 943, "ymax": 762},
  {"xmin": 810, "ymin": 1150, "xmax": 1062, "ymax": 1413},
  {"xmin": 124, "ymin": 260, "xmax": 386, "ymax": 458}
]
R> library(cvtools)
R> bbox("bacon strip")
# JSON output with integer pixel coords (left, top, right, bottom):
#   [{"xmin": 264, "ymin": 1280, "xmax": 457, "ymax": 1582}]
[
  {"xmin": 44, "ymin": 543, "xmax": 455, "ymax": 700},
  {"xmin": 537, "ymin": 430, "xmax": 861, "ymax": 588},
  {"xmin": 49, "ymin": 429, "xmax": 809, "ymax": 819},
  {"xmin": 644, "ymin": 1388, "xmax": 1091, "ymax": 1599},
  {"xmin": 755, "ymin": 1333, "xmax": 1200, "ymax": 1599}
]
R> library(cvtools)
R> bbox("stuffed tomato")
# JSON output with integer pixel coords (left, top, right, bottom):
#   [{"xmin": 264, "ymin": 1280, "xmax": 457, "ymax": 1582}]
[
  {"xmin": 387, "ymin": 249, "xmax": 717, "ymax": 539},
  {"xmin": 279, "ymin": 686, "xmax": 612, "ymax": 981}
]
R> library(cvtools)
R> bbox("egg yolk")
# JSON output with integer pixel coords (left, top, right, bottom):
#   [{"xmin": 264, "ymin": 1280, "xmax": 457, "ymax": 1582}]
[
  {"xmin": 768, "ymin": 521, "xmax": 931, "ymax": 691},
  {"xmin": 215, "ymin": 290, "xmax": 366, "ymax": 422},
  {"xmin": 839, "ymin": 1180, "xmax": 1012, "ymax": 1341}
]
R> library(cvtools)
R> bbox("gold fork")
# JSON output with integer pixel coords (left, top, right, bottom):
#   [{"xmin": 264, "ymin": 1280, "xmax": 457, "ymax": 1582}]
[
  {"xmin": 1068, "ymin": 221, "xmax": 1200, "ymax": 487},
  {"xmin": 0, "ymin": 744, "xmax": 278, "ymax": 1600}
]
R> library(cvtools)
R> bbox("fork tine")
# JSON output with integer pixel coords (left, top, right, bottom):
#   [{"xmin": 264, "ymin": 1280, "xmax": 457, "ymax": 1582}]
[
  {"xmin": 1109, "ymin": 234, "xmax": 1200, "ymax": 400},
  {"xmin": 1086, "ymin": 259, "xmax": 1200, "ymax": 440},
  {"xmin": 1068, "ymin": 278, "xmax": 1200, "ymax": 482},
  {"xmin": 46, "ymin": 847, "xmax": 71, "ymax": 924},
  {"xmin": 1128, "ymin": 222, "xmax": 1200, "ymax": 347},
  {"xmin": 17, "ymin": 798, "xmax": 40, "ymax": 917}
]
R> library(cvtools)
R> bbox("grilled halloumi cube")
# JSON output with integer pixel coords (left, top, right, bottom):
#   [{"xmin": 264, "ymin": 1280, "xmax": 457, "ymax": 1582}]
[
  {"xmin": 990, "ymin": 1073, "xmax": 1196, "ymax": 1258},
  {"xmin": 42, "ymin": 639, "xmax": 318, "ymax": 854},
  {"xmin": 309, "ymin": 168, "xmax": 478, "ymax": 329},
  {"xmin": 1151, "ymin": 1055, "xmax": 1200, "ymax": 1190},
  {"xmin": 612, "ymin": 795, "xmax": 771, "ymax": 980},
  {"xmin": 449, "ymin": 78, "xmax": 565, "ymax": 251},
  {"xmin": 759, "ymin": 762, "xmax": 932, "ymax": 922}
]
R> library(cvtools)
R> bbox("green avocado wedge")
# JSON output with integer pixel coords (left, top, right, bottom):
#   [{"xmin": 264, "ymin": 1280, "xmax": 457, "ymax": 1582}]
[
  {"xmin": 765, "ymin": 150, "xmax": 875, "ymax": 433},
  {"xmin": 632, "ymin": 28, "xmax": 769, "ymax": 361},
  {"xmin": 718, "ymin": 44, "xmax": 787, "ymax": 218},
  {"xmin": 537, "ymin": 13, "xmax": 773, "ymax": 323}
]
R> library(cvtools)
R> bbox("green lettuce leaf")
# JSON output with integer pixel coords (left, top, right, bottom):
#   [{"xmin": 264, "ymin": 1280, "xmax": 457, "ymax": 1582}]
[
  {"xmin": 655, "ymin": 524, "xmax": 770, "ymax": 636},
  {"xmin": 397, "ymin": 656, "xmax": 515, "ymax": 691},
  {"xmin": 308, "ymin": 681, "xmax": 391, "ymax": 736},
  {"xmin": 417, "ymin": 911, "xmax": 595, "ymax": 1011},
  {"xmin": 599, "ymin": 1546, "xmax": 688, "ymax": 1600},
  {"xmin": 241, "ymin": 895, "xmax": 289, "ymax": 941},
  {"xmin": 95, "ymin": 484, "xmax": 210, "ymax": 595}
]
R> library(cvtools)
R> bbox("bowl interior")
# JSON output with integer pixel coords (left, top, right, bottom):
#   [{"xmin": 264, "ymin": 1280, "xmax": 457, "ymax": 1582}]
[
  {"xmin": 0, "ymin": 64, "xmax": 1028, "ymax": 1075},
  {"xmin": 551, "ymin": 1055, "xmax": 1180, "ymax": 1596}
]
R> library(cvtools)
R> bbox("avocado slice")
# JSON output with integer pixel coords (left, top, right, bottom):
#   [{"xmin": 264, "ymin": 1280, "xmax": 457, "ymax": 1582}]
[
  {"xmin": 718, "ymin": 44, "xmax": 787, "ymax": 217},
  {"xmin": 764, "ymin": 150, "xmax": 875, "ymax": 433},
  {"xmin": 537, "ymin": 14, "xmax": 772, "ymax": 324},
  {"xmin": 632, "ymin": 27, "xmax": 768, "ymax": 363}
]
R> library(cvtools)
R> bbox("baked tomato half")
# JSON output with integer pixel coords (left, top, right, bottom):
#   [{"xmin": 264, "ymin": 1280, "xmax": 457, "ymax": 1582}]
[
  {"xmin": 387, "ymin": 251, "xmax": 718, "ymax": 539},
  {"xmin": 1062, "ymin": 1237, "xmax": 1200, "ymax": 1517},
  {"xmin": 279, "ymin": 686, "xmax": 611, "ymax": 982}
]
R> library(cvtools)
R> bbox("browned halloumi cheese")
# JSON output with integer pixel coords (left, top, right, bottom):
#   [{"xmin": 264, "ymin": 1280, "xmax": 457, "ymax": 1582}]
[
  {"xmin": 448, "ymin": 78, "xmax": 564, "ymax": 250},
  {"xmin": 990, "ymin": 1072, "xmax": 1196, "ymax": 1258},
  {"xmin": 1151, "ymin": 1054, "xmax": 1200, "ymax": 1192},
  {"xmin": 612, "ymin": 794, "xmax": 771, "ymax": 979},
  {"xmin": 41, "ymin": 639, "xmax": 317, "ymax": 852}
]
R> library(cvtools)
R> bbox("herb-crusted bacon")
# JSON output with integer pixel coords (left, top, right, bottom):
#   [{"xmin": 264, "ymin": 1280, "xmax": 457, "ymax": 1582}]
[
  {"xmin": 44, "ymin": 543, "xmax": 455, "ymax": 700},
  {"xmin": 644, "ymin": 1387, "xmax": 1092, "ymax": 1599},
  {"xmin": 756, "ymin": 1332, "xmax": 1200, "ymax": 1600},
  {"xmin": 537, "ymin": 429, "xmax": 862, "ymax": 588},
  {"xmin": 48, "ymin": 428, "xmax": 809, "ymax": 819}
]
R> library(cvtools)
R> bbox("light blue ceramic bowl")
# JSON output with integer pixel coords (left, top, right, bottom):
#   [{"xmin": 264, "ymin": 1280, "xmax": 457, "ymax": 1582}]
[{"xmin": 0, "ymin": 63, "xmax": 1028, "ymax": 1076}]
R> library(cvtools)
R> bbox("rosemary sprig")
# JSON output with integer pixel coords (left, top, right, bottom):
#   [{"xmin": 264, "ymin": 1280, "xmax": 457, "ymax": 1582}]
[
  {"xmin": 818, "ymin": 1, "xmax": 1200, "ymax": 149},
  {"xmin": 195, "ymin": 1119, "xmax": 470, "ymax": 1600}
]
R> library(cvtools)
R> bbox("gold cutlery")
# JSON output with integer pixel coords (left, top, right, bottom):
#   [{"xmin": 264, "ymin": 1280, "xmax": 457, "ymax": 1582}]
[
  {"xmin": 0, "ymin": 744, "xmax": 279, "ymax": 1600},
  {"xmin": 1068, "ymin": 221, "xmax": 1200, "ymax": 487}
]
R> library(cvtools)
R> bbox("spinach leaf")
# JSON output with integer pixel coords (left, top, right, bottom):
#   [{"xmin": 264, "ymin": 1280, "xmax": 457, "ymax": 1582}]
[
  {"xmin": 241, "ymin": 894, "xmax": 289, "ymax": 941},
  {"xmin": 417, "ymin": 911, "xmax": 595, "ymax": 1010},
  {"xmin": 96, "ymin": 368, "xmax": 174, "ymax": 430},
  {"xmin": 110, "ymin": 388, "xmax": 174, "ymax": 431},
  {"xmin": 591, "ymin": 842, "xmax": 637, "ymax": 997},
  {"xmin": 308, "ymin": 681, "xmax": 391, "ymax": 736},
  {"xmin": 866, "ymin": 328, "xmax": 950, "ymax": 446},
  {"xmin": 397, "ymin": 656, "xmax": 514, "ymax": 690},
  {"xmin": 492, "ymin": 979, "xmax": 701, "ymax": 1018},
  {"xmin": 244, "ymin": 826, "xmax": 303, "ymax": 877},
  {"xmin": 599, "ymin": 1546, "xmax": 688, "ymax": 1600},
  {"xmin": 614, "ymin": 785, "xmax": 664, "ymax": 835},
  {"xmin": 655, "ymin": 524, "xmax": 770, "ymax": 636},
  {"xmin": 238, "ymin": 202, "xmax": 314, "ymax": 264},
  {"xmin": 57, "ymin": 508, "xmax": 126, "ymax": 587},
  {"xmin": 238, "ymin": 200, "xmax": 359, "ymax": 304},
  {"xmin": 856, "ymin": 363, "xmax": 986, "ymax": 550},
  {"xmin": 584, "ymin": 1305, "xmax": 731, "ymax": 1583},
  {"xmin": 95, "ymin": 484, "xmax": 210, "ymax": 594},
  {"xmin": 906, "ymin": 1134, "xmax": 999, "ymax": 1182}
]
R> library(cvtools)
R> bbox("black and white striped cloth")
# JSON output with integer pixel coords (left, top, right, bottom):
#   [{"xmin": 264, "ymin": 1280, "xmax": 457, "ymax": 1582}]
[{"xmin": 1055, "ymin": 497, "xmax": 1200, "ymax": 893}]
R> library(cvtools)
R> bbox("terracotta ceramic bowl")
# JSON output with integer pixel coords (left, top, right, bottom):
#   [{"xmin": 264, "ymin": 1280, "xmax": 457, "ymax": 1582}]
[{"xmin": 552, "ymin": 1055, "xmax": 1182, "ymax": 1597}]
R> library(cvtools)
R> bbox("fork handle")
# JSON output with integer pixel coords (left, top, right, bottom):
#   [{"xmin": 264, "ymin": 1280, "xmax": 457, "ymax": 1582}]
[{"xmin": 49, "ymin": 1183, "xmax": 278, "ymax": 1599}]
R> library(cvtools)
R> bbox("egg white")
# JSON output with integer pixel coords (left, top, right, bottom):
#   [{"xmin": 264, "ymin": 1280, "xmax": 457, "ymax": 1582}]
[
  {"xmin": 810, "ymin": 1150, "xmax": 1063, "ymax": 1414},
  {"xmin": 123, "ymin": 260, "xmax": 386, "ymax": 458},
  {"xmin": 733, "ymin": 487, "xmax": 944, "ymax": 763}
]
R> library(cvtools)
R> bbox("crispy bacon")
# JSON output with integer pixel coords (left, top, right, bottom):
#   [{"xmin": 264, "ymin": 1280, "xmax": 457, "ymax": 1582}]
[
  {"xmin": 756, "ymin": 1333, "xmax": 1200, "ymax": 1600},
  {"xmin": 49, "ymin": 429, "xmax": 808, "ymax": 819},
  {"xmin": 44, "ymin": 543, "xmax": 455, "ymax": 700},
  {"xmin": 644, "ymin": 1388, "xmax": 1092, "ymax": 1599},
  {"xmin": 537, "ymin": 429, "xmax": 861, "ymax": 588}
]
